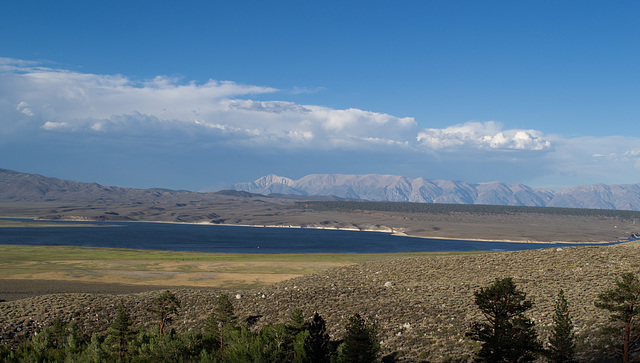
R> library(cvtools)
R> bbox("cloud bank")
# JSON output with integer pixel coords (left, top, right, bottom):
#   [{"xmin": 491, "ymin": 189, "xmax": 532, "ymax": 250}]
[
  {"xmin": 417, "ymin": 121, "xmax": 551, "ymax": 151},
  {"xmin": 1, "ymin": 57, "xmax": 639, "ymax": 190},
  {"xmin": 0, "ymin": 57, "xmax": 551, "ymax": 152}
]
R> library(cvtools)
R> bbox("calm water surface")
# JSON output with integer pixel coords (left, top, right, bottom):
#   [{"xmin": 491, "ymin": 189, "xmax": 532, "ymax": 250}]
[{"xmin": 0, "ymin": 219, "xmax": 617, "ymax": 254}]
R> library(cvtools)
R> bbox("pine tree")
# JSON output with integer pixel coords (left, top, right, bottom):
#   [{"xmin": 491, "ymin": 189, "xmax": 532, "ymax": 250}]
[
  {"xmin": 106, "ymin": 300, "xmax": 136, "ymax": 360},
  {"xmin": 467, "ymin": 277, "xmax": 541, "ymax": 362},
  {"xmin": 286, "ymin": 308, "xmax": 308, "ymax": 361},
  {"xmin": 210, "ymin": 294, "xmax": 237, "ymax": 327},
  {"xmin": 595, "ymin": 272, "xmax": 640, "ymax": 363},
  {"xmin": 147, "ymin": 290, "xmax": 180, "ymax": 334},
  {"xmin": 204, "ymin": 294, "xmax": 237, "ymax": 353},
  {"xmin": 546, "ymin": 289, "xmax": 576, "ymax": 363},
  {"xmin": 303, "ymin": 312, "xmax": 332, "ymax": 363},
  {"xmin": 338, "ymin": 313, "xmax": 380, "ymax": 363},
  {"xmin": 288, "ymin": 308, "xmax": 306, "ymax": 335}
]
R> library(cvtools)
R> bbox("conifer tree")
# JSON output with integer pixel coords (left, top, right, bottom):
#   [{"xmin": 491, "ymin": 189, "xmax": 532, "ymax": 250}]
[
  {"xmin": 595, "ymin": 272, "xmax": 640, "ymax": 363},
  {"xmin": 286, "ymin": 308, "xmax": 308, "ymax": 361},
  {"xmin": 106, "ymin": 300, "xmax": 136, "ymax": 360},
  {"xmin": 303, "ymin": 312, "xmax": 332, "ymax": 363},
  {"xmin": 288, "ymin": 308, "xmax": 306, "ymax": 335},
  {"xmin": 147, "ymin": 290, "xmax": 180, "ymax": 334},
  {"xmin": 467, "ymin": 277, "xmax": 541, "ymax": 362},
  {"xmin": 0, "ymin": 344, "xmax": 10, "ymax": 361},
  {"xmin": 214, "ymin": 294, "xmax": 237, "ymax": 326},
  {"xmin": 547, "ymin": 289, "xmax": 576, "ymax": 363},
  {"xmin": 338, "ymin": 313, "xmax": 380, "ymax": 363},
  {"xmin": 204, "ymin": 294, "xmax": 237, "ymax": 352}
]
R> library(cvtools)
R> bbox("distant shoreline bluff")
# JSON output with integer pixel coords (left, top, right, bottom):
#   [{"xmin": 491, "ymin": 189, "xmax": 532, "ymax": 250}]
[{"xmin": 135, "ymin": 219, "xmax": 622, "ymax": 245}]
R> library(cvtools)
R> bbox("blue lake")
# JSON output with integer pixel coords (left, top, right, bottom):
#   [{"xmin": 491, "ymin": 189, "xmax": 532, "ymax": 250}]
[{"xmin": 0, "ymin": 219, "xmax": 618, "ymax": 254}]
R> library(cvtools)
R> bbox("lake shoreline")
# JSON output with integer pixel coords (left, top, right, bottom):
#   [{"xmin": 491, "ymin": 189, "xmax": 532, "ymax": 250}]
[
  {"xmin": 138, "ymin": 219, "xmax": 623, "ymax": 245},
  {"xmin": 5, "ymin": 216, "xmax": 626, "ymax": 245}
]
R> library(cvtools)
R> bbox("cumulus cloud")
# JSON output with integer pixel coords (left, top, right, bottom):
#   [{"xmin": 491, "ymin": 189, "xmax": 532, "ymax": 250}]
[
  {"xmin": 0, "ymin": 58, "xmax": 558, "ymax": 155},
  {"xmin": 15, "ymin": 101, "xmax": 33, "ymax": 116},
  {"xmin": 416, "ymin": 121, "xmax": 552, "ymax": 151},
  {"xmin": 0, "ymin": 57, "xmax": 423, "ymax": 150},
  {"xmin": 4, "ymin": 57, "xmax": 640, "ymax": 190},
  {"xmin": 41, "ymin": 121, "xmax": 71, "ymax": 130}
]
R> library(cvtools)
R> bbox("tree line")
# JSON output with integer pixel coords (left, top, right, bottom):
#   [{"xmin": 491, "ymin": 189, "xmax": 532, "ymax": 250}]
[
  {"xmin": 467, "ymin": 273, "xmax": 640, "ymax": 362},
  {"xmin": 0, "ymin": 292, "xmax": 379, "ymax": 362},
  {"xmin": 1, "ymin": 272, "xmax": 640, "ymax": 362},
  {"xmin": 293, "ymin": 201, "xmax": 640, "ymax": 220}
]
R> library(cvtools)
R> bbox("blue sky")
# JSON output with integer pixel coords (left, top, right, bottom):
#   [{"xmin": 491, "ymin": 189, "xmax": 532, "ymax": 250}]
[{"xmin": 1, "ymin": 1, "xmax": 639, "ymax": 191}]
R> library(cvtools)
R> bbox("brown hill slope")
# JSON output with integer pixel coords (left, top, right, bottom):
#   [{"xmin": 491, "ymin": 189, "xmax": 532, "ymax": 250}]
[{"xmin": 2, "ymin": 241, "xmax": 639, "ymax": 361}]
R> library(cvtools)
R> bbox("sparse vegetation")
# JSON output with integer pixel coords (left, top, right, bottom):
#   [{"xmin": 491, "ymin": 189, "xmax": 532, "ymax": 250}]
[{"xmin": 3, "ymin": 242, "xmax": 640, "ymax": 361}]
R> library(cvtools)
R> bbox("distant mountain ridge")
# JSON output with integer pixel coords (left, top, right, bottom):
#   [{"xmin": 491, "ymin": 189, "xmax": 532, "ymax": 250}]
[
  {"xmin": 0, "ymin": 168, "xmax": 197, "ymax": 203},
  {"xmin": 0, "ymin": 168, "xmax": 345, "ymax": 204},
  {"xmin": 231, "ymin": 174, "xmax": 640, "ymax": 211},
  {"xmin": 2, "ymin": 168, "xmax": 640, "ymax": 211}
]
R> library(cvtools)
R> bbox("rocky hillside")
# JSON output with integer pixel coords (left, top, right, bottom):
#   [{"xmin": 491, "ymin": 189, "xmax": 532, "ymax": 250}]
[
  {"xmin": 0, "ymin": 168, "xmax": 199, "ymax": 203},
  {"xmin": 231, "ymin": 173, "xmax": 640, "ymax": 210},
  {"xmin": 0, "ymin": 168, "xmax": 339, "ymax": 205},
  {"xmin": 548, "ymin": 183, "xmax": 640, "ymax": 210},
  {"xmin": 2, "ymin": 241, "xmax": 639, "ymax": 361}
]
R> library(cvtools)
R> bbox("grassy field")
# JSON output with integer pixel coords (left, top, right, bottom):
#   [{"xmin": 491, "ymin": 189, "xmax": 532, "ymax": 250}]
[{"xmin": 0, "ymin": 244, "xmax": 486, "ymax": 291}]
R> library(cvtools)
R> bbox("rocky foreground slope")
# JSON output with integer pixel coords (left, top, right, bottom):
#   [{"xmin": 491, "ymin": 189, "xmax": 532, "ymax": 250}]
[{"xmin": 2, "ymin": 241, "xmax": 639, "ymax": 362}]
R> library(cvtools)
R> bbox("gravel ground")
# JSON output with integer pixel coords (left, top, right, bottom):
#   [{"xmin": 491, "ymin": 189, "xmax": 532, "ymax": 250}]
[{"xmin": 2, "ymin": 241, "xmax": 640, "ymax": 362}]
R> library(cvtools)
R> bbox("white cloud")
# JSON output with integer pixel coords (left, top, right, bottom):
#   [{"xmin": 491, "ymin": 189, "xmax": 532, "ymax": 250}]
[
  {"xmin": 41, "ymin": 121, "xmax": 71, "ymax": 130},
  {"xmin": 0, "ymin": 58, "xmax": 419, "ymax": 150},
  {"xmin": 4, "ymin": 57, "xmax": 640, "ymax": 189},
  {"xmin": 624, "ymin": 150, "xmax": 640, "ymax": 158},
  {"xmin": 1, "ymin": 58, "xmax": 557, "ymax": 155},
  {"xmin": 416, "ymin": 121, "xmax": 552, "ymax": 151},
  {"xmin": 16, "ymin": 101, "xmax": 33, "ymax": 116}
]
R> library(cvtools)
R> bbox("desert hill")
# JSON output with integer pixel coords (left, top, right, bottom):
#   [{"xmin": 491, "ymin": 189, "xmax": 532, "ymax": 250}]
[
  {"xmin": 0, "ymin": 167, "xmax": 295, "ymax": 224},
  {"xmin": 2, "ymin": 241, "xmax": 638, "ymax": 361},
  {"xmin": 0, "ymin": 168, "xmax": 245, "ymax": 203}
]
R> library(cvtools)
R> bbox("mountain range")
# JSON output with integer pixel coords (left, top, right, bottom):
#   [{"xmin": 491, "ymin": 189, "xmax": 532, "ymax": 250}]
[
  {"xmin": 231, "ymin": 174, "xmax": 640, "ymax": 211},
  {"xmin": 2, "ymin": 167, "xmax": 640, "ymax": 211}
]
